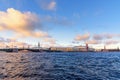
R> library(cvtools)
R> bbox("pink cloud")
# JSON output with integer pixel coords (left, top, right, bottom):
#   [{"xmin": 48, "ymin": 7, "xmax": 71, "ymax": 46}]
[{"xmin": 74, "ymin": 33, "xmax": 90, "ymax": 41}]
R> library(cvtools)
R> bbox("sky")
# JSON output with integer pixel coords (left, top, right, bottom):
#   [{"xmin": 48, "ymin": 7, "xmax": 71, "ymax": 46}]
[{"xmin": 0, "ymin": 0, "xmax": 120, "ymax": 49}]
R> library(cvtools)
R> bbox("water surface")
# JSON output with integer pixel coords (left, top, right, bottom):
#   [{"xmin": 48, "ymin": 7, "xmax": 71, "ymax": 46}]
[{"xmin": 0, "ymin": 52, "xmax": 120, "ymax": 80}]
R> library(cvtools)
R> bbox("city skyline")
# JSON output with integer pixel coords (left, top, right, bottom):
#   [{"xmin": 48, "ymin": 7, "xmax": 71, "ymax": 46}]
[{"xmin": 0, "ymin": 0, "xmax": 120, "ymax": 49}]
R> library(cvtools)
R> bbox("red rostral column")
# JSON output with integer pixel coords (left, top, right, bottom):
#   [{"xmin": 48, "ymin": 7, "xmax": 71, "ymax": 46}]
[{"xmin": 86, "ymin": 43, "xmax": 88, "ymax": 51}]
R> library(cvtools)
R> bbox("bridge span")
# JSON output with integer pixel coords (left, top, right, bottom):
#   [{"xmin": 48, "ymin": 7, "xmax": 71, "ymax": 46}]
[{"xmin": 0, "ymin": 48, "xmax": 51, "ymax": 52}]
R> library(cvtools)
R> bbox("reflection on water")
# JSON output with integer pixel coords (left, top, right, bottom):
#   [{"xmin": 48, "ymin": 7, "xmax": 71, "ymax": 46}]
[
  {"xmin": 0, "ymin": 52, "xmax": 29, "ymax": 80},
  {"xmin": 0, "ymin": 52, "xmax": 120, "ymax": 80}
]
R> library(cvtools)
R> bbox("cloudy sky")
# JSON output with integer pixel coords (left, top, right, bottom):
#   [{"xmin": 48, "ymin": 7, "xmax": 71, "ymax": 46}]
[{"xmin": 0, "ymin": 0, "xmax": 120, "ymax": 49}]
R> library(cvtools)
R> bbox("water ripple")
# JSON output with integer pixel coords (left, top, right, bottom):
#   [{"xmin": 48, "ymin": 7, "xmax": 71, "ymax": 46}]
[{"xmin": 0, "ymin": 52, "xmax": 120, "ymax": 80}]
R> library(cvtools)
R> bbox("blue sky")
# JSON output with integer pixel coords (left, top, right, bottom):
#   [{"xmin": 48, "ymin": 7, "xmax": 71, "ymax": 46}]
[{"xmin": 0, "ymin": 0, "xmax": 120, "ymax": 48}]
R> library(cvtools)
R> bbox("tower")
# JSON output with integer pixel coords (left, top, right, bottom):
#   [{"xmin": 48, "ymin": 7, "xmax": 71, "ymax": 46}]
[
  {"xmin": 28, "ymin": 45, "xmax": 30, "ymax": 49},
  {"xmin": 38, "ymin": 42, "xmax": 40, "ymax": 49},
  {"xmin": 104, "ymin": 45, "xmax": 106, "ymax": 50},
  {"xmin": 117, "ymin": 46, "xmax": 119, "ymax": 51},
  {"xmin": 23, "ymin": 45, "xmax": 24, "ymax": 49},
  {"xmin": 86, "ymin": 43, "xmax": 88, "ymax": 51}
]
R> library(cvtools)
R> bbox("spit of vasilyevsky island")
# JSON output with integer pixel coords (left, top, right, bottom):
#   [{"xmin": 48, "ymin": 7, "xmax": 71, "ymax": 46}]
[{"xmin": 0, "ymin": 42, "xmax": 119, "ymax": 53}]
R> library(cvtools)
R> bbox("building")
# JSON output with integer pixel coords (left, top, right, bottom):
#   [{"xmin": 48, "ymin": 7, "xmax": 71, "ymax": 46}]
[
  {"xmin": 49, "ymin": 44, "xmax": 95, "ymax": 52},
  {"xmin": 50, "ymin": 47, "xmax": 74, "ymax": 52},
  {"xmin": 74, "ymin": 46, "xmax": 87, "ymax": 51},
  {"xmin": 74, "ymin": 44, "xmax": 95, "ymax": 52}
]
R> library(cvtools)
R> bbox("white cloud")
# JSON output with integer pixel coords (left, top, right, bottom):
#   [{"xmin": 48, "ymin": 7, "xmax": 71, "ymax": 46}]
[
  {"xmin": 73, "ymin": 13, "xmax": 80, "ymax": 18},
  {"xmin": 48, "ymin": 1, "xmax": 56, "ymax": 10},
  {"xmin": 42, "ymin": 15, "xmax": 74, "ymax": 26},
  {"xmin": 0, "ymin": 8, "xmax": 49, "ymax": 38},
  {"xmin": 38, "ymin": 0, "xmax": 56, "ymax": 11}
]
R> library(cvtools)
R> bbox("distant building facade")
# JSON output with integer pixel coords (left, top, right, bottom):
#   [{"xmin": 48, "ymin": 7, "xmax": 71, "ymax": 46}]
[{"xmin": 50, "ymin": 45, "xmax": 95, "ymax": 52}]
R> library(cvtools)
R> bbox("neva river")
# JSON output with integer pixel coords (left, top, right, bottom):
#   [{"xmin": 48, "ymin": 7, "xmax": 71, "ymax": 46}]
[{"xmin": 0, "ymin": 52, "xmax": 120, "ymax": 80}]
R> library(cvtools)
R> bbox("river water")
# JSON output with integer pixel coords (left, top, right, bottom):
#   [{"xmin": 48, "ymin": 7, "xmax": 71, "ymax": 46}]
[{"xmin": 0, "ymin": 52, "xmax": 120, "ymax": 80}]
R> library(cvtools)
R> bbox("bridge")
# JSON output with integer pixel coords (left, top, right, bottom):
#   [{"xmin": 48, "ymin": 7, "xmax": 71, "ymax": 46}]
[{"xmin": 0, "ymin": 48, "xmax": 52, "ymax": 52}]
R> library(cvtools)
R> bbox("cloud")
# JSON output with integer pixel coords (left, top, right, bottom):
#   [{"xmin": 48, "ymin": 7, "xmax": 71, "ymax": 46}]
[
  {"xmin": 105, "ymin": 40, "xmax": 120, "ymax": 45},
  {"xmin": 74, "ymin": 33, "xmax": 90, "ymax": 41},
  {"xmin": 0, "ymin": 37, "xmax": 29, "ymax": 48},
  {"xmin": 40, "ymin": 37, "xmax": 58, "ymax": 48},
  {"xmin": 0, "ymin": 37, "xmax": 16, "ymax": 43},
  {"xmin": 42, "ymin": 15, "xmax": 74, "ymax": 26},
  {"xmin": 0, "ymin": 37, "xmax": 57, "ymax": 48},
  {"xmin": 37, "ymin": 0, "xmax": 56, "ymax": 11},
  {"xmin": 42, "ymin": 37, "xmax": 56, "ymax": 44},
  {"xmin": 0, "ymin": 37, "xmax": 6, "ymax": 42},
  {"xmin": 0, "ymin": 8, "xmax": 49, "ymax": 38},
  {"xmin": 85, "ymin": 40, "xmax": 100, "ymax": 44},
  {"xmin": 47, "ymin": 1, "xmax": 56, "ymax": 10},
  {"xmin": 72, "ymin": 41, "xmax": 79, "ymax": 44},
  {"xmin": 94, "ymin": 10, "xmax": 103, "ymax": 16},
  {"xmin": 74, "ymin": 33, "xmax": 120, "ymax": 45},
  {"xmin": 6, "ymin": 41, "xmax": 29, "ymax": 48},
  {"xmin": 93, "ymin": 34, "xmax": 104, "ymax": 40},
  {"xmin": 73, "ymin": 13, "xmax": 80, "ymax": 18},
  {"xmin": 93, "ymin": 33, "xmax": 117, "ymax": 40}
]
